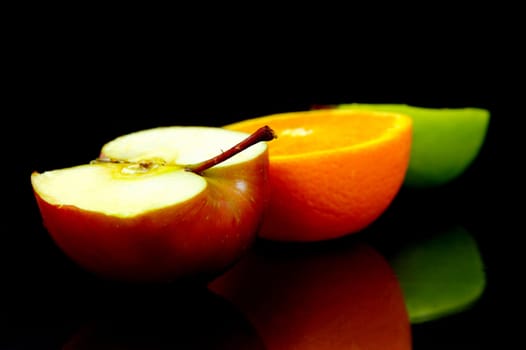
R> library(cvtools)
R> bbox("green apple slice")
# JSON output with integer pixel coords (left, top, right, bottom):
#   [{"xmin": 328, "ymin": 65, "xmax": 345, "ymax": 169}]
[
  {"xmin": 388, "ymin": 226, "xmax": 486, "ymax": 324},
  {"xmin": 332, "ymin": 104, "xmax": 490, "ymax": 187}
]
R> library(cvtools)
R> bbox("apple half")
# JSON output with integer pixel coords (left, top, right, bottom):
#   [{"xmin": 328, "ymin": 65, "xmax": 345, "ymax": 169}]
[{"xmin": 31, "ymin": 126, "xmax": 274, "ymax": 283}]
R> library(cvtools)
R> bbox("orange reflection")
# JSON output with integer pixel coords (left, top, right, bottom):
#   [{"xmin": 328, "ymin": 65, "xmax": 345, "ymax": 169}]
[{"xmin": 209, "ymin": 240, "xmax": 412, "ymax": 350}]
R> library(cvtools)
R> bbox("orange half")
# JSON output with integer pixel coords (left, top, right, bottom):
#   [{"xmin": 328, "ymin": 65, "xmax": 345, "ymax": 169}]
[{"xmin": 224, "ymin": 109, "xmax": 412, "ymax": 242}]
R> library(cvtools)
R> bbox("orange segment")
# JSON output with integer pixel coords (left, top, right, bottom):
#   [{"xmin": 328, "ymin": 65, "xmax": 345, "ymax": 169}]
[{"xmin": 224, "ymin": 109, "xmax": 412, "ymax": 242}]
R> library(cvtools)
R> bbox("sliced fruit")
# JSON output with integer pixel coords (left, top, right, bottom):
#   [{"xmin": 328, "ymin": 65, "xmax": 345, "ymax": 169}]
[
  {"xmin": 31, "ymin": 126, "xmax": 273, "ymax": 282},
  {"xmin": 331, "ymin": 103, "xmax": 490, "ymax": 187},
  {"xmin": 225, "ymin": 109, "xmax": 412, "ymax": 241}
]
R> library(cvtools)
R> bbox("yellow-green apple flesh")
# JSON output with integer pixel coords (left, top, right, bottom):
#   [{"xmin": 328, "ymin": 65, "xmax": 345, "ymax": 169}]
[{"xmin": 31, "ymin": 126, "xmax": 274, "ymax": 283}]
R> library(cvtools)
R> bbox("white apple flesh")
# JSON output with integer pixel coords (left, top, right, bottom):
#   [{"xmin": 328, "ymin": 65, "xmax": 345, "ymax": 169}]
[{"xmin": 31, "ymin": 126, "xmax": 272, "ymax": 283}]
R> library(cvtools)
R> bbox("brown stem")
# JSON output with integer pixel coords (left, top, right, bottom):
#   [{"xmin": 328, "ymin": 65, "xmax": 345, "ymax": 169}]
[{"xmin": 186, "ymin": 125, "xmax": 276, "ymax": 174}]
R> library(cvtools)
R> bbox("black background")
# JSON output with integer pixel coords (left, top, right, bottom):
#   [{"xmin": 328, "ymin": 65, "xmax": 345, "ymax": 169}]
[{"xmin": 3, "ymin": 9, "xmax": 518, "ymax": 349}]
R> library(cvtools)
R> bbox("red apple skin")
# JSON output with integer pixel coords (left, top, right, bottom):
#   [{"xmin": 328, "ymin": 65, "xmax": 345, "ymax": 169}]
[
  {"xmin": 209, "ymin": 242, "xmax": 412, "ymax": 350},
  {"xmin": 32, "ymin": 154, "xmax": 270, "ymax": 283}
]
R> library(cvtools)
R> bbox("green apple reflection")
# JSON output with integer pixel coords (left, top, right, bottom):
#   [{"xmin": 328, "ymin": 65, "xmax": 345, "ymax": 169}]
[
  {"xmin": 209, "ymin": 240, "xmax": 411, "ymax": 350},
  {"xmin": 389, "ymin": 225, "xmax": 486, "ymax": 324}
]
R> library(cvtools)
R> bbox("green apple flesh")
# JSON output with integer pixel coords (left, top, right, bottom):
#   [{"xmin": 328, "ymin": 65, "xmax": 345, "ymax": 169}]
[
  {"xmin": 31, "ymin": 126, "xmax": 272, "ymax": 283},
  {"xmin": 331, "ymin": 104, "xmax": 490, "ymax": 187}
]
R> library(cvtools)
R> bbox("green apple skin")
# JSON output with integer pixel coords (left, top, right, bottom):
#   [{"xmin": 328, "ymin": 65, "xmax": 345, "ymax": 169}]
[{"xmin": 333, "ymin": 104, "xmax": 490, "ymax": 187}]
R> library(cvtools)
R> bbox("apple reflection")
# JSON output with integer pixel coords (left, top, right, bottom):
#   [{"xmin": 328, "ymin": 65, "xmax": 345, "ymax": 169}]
[
  {"xmin": 62, "ymin": 285, "xmax": 265, "ymax": 349},
  {"xmin": 60, "ymin": 224, "xmax": 483, "ymax": 349},
  {"xmin": 388, "ymin": 225, "xmax": 486, "ymax": 324},
  {"xmin": 209, "ymin": 239, "xmax": 412, "ymax": 350}
]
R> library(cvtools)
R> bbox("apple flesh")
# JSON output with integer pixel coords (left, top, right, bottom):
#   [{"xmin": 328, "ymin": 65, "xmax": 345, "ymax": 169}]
[{"xmin": 31, "ymin": 126, "xmax": 272, "ymax": 283}]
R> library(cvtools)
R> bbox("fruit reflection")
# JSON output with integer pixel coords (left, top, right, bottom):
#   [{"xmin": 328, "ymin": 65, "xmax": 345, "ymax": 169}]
[
  {"xmin": 209, "ymin": 239, "xmax": 411, "ymax": 350},
  {"xmin": 388, "ymin": 225, "xmax": 486, "ymax": 323},
  {"xmin": 62, "ymin": 285, "xmax": 265, "ymax": 349}
]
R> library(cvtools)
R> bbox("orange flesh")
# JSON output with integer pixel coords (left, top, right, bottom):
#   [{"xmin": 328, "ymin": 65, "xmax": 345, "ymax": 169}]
[
  {"xmin": 225, "ymin": 109, "xmax": 413, "ymax": 241},
  {"xmin": 263, "ymin": 111, "xmax": 402, "ymax": 156}
]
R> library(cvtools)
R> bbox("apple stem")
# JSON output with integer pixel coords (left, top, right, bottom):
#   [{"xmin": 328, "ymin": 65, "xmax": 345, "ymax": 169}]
[{"xmin": 186, "ymin": 125, "xmax": 276, "ymax": 174}]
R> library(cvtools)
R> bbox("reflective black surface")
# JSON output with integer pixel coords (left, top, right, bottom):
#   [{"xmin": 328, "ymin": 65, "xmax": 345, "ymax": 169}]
[{"xmin": 5, "ymin": 44, "xmax": 511, "ymax": 348}]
